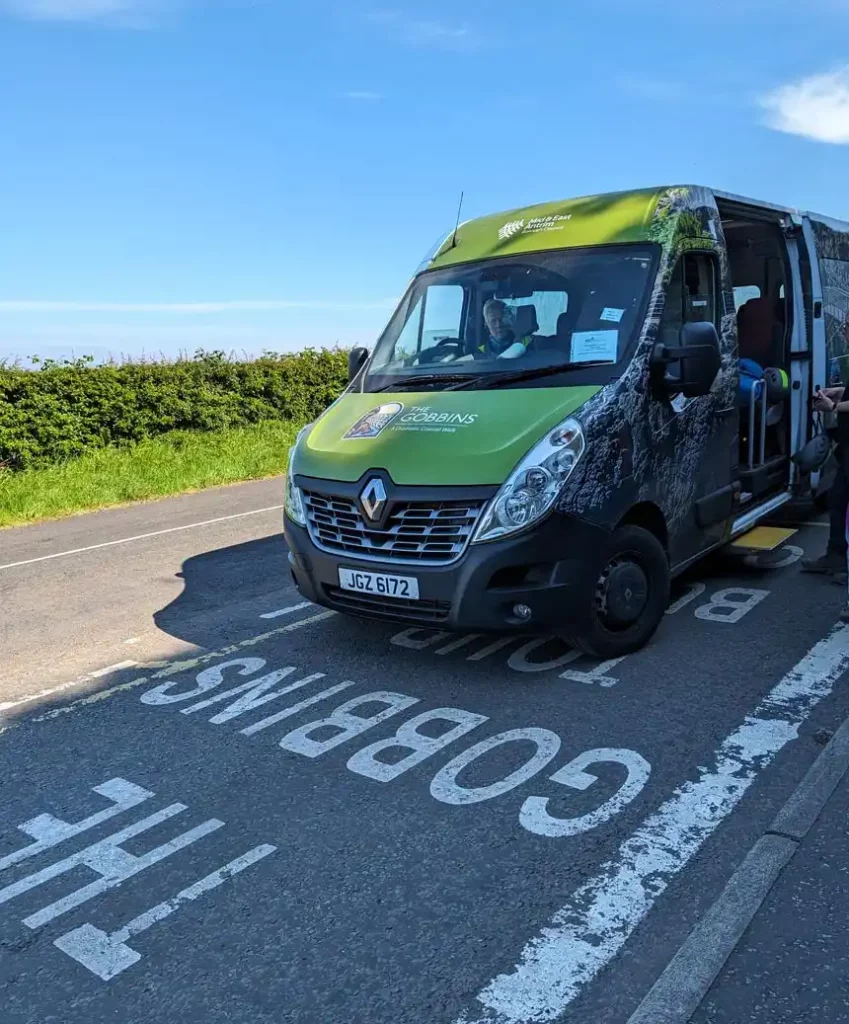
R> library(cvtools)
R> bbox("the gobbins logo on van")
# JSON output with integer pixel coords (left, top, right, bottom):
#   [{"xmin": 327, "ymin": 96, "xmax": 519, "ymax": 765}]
[{"xmin": 343, "ymin": 403, "xmax": 404, "ymax": 440}]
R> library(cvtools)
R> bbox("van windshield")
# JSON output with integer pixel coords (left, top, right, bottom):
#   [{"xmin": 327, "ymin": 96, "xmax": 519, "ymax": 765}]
[{"xmin": 364, "ymin": 244, "xmax": 658, "ymax": 391}]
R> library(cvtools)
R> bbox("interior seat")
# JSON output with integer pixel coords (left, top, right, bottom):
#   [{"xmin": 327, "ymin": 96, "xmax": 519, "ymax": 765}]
[{"xmin": 737, "ymin": 296, "xmax": 775, "ymax": 364}]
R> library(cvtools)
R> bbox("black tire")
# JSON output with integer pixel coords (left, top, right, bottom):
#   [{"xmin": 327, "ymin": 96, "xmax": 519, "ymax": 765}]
[{"xmin": 560, "ymin": 524, "xmax": 670, "ymax": 659}]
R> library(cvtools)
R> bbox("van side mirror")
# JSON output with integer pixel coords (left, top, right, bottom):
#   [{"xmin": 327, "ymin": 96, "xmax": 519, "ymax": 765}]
[
  {"xmin": 651, "ymin": 321, "xmax": 721, "ymax": 399},
  {"xmin": 348, "ymin": 346, "xmax": 369, "ymax": 382}
]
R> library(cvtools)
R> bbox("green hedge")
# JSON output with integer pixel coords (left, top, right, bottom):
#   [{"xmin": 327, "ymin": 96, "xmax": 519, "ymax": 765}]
[{"xmin": 0, "ymin": 349, "xmax": 349, "ymax": 471}]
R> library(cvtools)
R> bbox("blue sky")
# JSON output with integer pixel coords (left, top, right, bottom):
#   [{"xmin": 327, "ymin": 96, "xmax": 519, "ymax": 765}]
[{"xmin": 1, "ymin": 0, "xmax": 849, "ymax": 363}]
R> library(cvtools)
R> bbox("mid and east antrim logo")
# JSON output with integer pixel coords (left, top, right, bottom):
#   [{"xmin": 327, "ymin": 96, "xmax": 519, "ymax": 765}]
[
  {"xmin": 360, "ymin": 477, "xmax": 387, "ymax": 521},
  {"xmin": 343, "ymin": 403, "xmax": 404, "ymax": 440},
  {"xmin": 498, "ymin": 213, "xmax": 573, "ymax": 241},
  {"xmin": 498, "ymin": 219, "xmax": 526, "ymax": 241}
]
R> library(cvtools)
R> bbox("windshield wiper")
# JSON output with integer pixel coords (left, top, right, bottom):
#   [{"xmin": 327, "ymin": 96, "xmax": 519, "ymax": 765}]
[
  {"xmin": 451, "ymin": 360, "xmax": 615, "ymax": 390},
  {"xmin": 374, "ymin": 373, "xmax": 482, "ymax": 392}
]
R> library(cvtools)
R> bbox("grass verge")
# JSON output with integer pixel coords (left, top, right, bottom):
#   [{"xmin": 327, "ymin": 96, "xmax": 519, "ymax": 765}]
[{"xmin": 0, "ymin": 420, "xmax": 301, "ymax": 529}]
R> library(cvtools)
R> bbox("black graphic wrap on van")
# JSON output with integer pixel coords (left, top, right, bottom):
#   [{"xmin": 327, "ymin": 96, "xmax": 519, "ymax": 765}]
[
  {"xmin": 555, "ymin": 186, "xmax": 738, "ymax": 568},
  {"xmin": 811, "ymin": 219, "xmax": 849, "ymax": 378}
]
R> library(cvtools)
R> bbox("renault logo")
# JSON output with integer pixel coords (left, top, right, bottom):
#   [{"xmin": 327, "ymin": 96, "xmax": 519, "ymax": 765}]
[{"xmin": 360, "ymin": 477, "xmax": 387, "ymax": 521}]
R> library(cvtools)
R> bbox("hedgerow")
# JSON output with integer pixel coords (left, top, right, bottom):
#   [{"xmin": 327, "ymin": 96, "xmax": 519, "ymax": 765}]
[{"xmin": 0, "ymin": 348, "xmax": 349, "ymax": 471}]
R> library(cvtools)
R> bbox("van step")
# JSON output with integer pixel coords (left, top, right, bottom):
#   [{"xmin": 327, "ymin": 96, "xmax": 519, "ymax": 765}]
[{"xmin": 727, "ymin": 525, "xmax": 798, "ymax": 554}]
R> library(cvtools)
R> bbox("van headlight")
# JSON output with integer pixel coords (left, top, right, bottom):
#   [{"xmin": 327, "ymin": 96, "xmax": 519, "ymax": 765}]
[
  {"xmin": 471, "ymin": 418, "xmax": 585, "ymax": 544},
  {"xmin": 284, "ymin": 423, "xmax": 313, "ymax": 527}
]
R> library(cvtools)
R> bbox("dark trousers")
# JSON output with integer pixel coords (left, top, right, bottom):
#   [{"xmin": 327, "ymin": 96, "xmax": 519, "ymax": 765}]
[{"xmin": 828, "ymin": 448, "xmax": 849, "ymax": 555}]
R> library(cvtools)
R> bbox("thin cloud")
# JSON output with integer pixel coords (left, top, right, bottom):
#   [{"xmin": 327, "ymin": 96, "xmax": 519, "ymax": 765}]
[
  {"xmin": 0, "ymin": 0, "xmax": 166, "ymax": 24},
  {"xmin": 617, "ymin": 74, "xmax": 684, "ymax": 101},
  {"xmin": 760, "ymin": 66, "xmax": 849, "ymax": 143},
  {"xmin": 342, "ymin": 90, "xmax": 383, "ymax": 101},
  {"xmin": 0, "ymin": 299, "xmax": 396, "ymax": 314},
  {"xmin": 366, "ymin": 10, "xmax": 479, "ymax": 51}
]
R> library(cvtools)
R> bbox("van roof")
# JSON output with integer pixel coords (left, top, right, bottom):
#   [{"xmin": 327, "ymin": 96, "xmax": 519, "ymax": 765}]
[{"xmin": 427, "ymin": 185, "xmax": 849, "ymax": 269}]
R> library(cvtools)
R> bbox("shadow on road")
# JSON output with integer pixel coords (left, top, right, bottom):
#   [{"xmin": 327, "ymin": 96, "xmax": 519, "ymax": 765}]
[{"xmin": 153, "ymin": 532, "xmax": 290, "ymax": 648}]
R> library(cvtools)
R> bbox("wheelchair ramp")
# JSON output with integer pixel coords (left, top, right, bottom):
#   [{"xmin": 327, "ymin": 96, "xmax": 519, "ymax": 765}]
[{"xmin": 727, "ymin": 525, "xmax": 797, "ymax": 554}]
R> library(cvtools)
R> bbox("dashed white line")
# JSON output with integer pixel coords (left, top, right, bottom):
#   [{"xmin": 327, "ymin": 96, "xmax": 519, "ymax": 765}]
[
  {"xmin": 259, "ymin": 601, "xmax": 313, "ymax": 619},
  {"xmin": 456, "ymin": 624, "xmax": 849, "ymax": 1024},
  {"xmin": 0, "ymin": 504, "xmax": 285, "ymax": 571}
]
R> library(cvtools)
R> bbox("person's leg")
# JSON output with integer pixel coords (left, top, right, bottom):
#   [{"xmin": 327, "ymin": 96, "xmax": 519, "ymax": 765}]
[
  {"xmin": 803, "ymin": 455, "xmax": 849, "ymax": 573},
  {"xmin": 842, "ymin": 502, "xmax": 849, "ymax": 622}
]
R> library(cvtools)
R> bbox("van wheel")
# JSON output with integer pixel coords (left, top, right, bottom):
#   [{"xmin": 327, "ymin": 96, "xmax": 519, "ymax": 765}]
[{"xmin": 561, "ymin": 525, "xmax": 670, "ymax": 659}]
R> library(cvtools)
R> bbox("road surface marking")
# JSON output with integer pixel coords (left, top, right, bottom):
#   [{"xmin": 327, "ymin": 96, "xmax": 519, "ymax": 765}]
[
  {"xmin": 140, "ymin": 658, "xmax": 650, "ymax": 830},
  {"xmin": 54, "ymin": 843, "xmax": 277, "ymax": 980},
  {"xmin": 0, "ymin": 803, "xmax": 216, "ymax": 923},
  {"xmin": 0, "ymin": 504, "xmax": 285, "ymax": 571},
  {"xmin": 455, "ymin": 624, "xmax": 849, "ymax": 1024},
  {"xmin": 90, "ymin": 660, "xmax": 138, "ymax": 678},
  {"xmin": 666, "ymin": 583, "xmax": 706, "ymax": 615},
  {"xmin": 0, "ymin": 611, "xmax": 335, "ymax": 728},
  {"xmin": 259, "ymin": 601, "xmax": 313, "ymax": 619},
  {"xmin": 0, "ymin": 779, "xmax": 153, "ymax": 873}
]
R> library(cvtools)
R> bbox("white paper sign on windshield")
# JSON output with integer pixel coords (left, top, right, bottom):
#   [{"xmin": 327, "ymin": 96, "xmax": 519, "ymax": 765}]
[{"xmin": 570, "ymin": 329, "xmax": 618, "ymax": 364}]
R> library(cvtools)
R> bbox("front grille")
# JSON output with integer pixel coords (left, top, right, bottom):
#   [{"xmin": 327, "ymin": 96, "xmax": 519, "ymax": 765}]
[
  {"xmin": 323, "ymin": 586, "xmax": 451, "ymax": 623},
  {"xmin": 303, "ymin": 491, "xmax": 484, "ymax": 565}
]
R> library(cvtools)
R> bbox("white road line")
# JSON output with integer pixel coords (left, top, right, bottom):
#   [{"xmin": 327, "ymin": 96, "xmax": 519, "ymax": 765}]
[
  {"xmin": 90, "ymin": 661, "xmax": 138, "ymax": 678},
  {"xmin": 54, "ymin": 843, "xmax": 277, "ymax": 980},
  {"xmin": 12, "ymin": 610, "xmax": 335, "ymax": 726},
  {"xmin": 259, "ymin": 601, "xmax": 312, "ymax": 619},
  {"xmin": 0, "ymin": 504, "xmax": 285, "ymax": 571},
  {"xmin": 0, "ymin": 661, "xmax": 142, "ymax": 713},
  {"xmin": 456, "ymin": 624, "xmax": 849, "ymax": 1024}
]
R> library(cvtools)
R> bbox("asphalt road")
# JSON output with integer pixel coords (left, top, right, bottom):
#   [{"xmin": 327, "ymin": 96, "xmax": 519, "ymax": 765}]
[{"xmin": 2, "ymin": 479, "xmax": 849, "ymax": 1024}]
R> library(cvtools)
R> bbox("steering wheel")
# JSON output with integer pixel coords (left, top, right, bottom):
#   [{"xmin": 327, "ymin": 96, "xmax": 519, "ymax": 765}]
[{"xmin": 418, "ymin": 337, "xmax": 467, "ymax": 362}]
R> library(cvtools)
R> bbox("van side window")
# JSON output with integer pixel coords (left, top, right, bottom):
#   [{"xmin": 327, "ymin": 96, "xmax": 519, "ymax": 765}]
[
  {"xmin": 661, "ymin": 253, "xmax": 718, "ymax": 329},
  {"xmin": 660, "ymin": 252, "xmax": 718, "ymax": 374},
  {"xmin": 734, "ymin": 285, "xmax": 761, "ymax": 310}
]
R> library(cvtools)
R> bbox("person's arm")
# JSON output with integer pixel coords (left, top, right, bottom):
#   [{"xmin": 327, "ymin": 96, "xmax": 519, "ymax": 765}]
[{"xmin": 815, "ymin": 387, "xmax": 849, "ymax": 413}]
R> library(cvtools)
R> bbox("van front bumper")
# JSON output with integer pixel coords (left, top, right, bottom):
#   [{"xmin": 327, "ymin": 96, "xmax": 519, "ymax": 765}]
[{"xmin": 283, "ymin": 512, "xmax": 609, "ymax": 634}]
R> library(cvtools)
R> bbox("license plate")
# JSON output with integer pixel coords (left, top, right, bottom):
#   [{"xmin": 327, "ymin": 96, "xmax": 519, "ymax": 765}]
[{"xmin": 338, "ymin": 567, "xmax": 420, "ymax": 600}]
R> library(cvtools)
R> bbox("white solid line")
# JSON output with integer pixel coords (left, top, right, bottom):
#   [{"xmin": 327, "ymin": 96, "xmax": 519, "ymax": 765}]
[
  {"xmin": 0, "ymin": 676, "xmax": 90, "ymax": 713},
  {"xmin": 456, "ymin": 624, "xmax": 849, "ymax": 1024},
  {"xmin": 0, "ymin": 504, "xmax": 285, "ymax": 571},
  {"xmin": 259, "ymin": 601, "xmax": 312, "ymax": 619},
  {"xmin": 90, "ymin": 661, "xmax": 138, "ymax": 678},
  {"xmin": 21, "ymin": 610, "xmax": 334, "ymax": 726}
]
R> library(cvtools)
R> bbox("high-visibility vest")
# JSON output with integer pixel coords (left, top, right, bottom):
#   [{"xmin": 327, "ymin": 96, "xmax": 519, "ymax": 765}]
[{"xmin": 478, "ymin": 334, "xmax": 532, "ymax": 357}]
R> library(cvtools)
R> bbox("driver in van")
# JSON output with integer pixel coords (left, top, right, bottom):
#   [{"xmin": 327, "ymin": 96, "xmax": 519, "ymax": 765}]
[{"xmin": 480, "ymin": 299, "xmax": 533, "ymax": 359}]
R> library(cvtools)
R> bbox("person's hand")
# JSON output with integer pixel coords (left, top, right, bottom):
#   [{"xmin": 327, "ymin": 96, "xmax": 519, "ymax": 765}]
[
  {"xmin": 814, "ymin": 392, "xmax": 835, "ymax": 412},
  {"xmin": 821, "ymin": 386, "xmax": 845, "ymax": 401}
]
